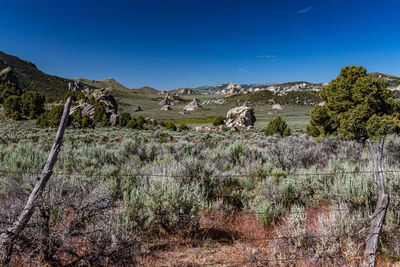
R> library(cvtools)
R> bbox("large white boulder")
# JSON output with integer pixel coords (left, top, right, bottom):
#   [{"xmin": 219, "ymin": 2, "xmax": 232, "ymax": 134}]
[{"xmin": 225, "ymin": 105, "xmax": 256, "ymax": 129}]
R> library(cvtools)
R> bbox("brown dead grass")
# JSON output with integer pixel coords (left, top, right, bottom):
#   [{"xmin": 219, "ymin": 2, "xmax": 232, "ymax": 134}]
[{"xmin": 8, "ymin": 208, "xmax": 400, "ymax": 266}]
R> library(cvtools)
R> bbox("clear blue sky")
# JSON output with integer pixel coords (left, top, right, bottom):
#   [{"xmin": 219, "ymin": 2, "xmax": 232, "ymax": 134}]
[{"xmin": 1, "ymin": 0, "xmax": 400, "ymax": 90}]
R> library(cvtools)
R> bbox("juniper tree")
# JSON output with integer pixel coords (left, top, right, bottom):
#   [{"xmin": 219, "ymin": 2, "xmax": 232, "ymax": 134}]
[
  {"xmin": 265, "ymin": 116, "xmax": 291, "ymax": 137},
  {"xmin": 307, "ymin": 65, "xmax": 400, "ymax": 140}
]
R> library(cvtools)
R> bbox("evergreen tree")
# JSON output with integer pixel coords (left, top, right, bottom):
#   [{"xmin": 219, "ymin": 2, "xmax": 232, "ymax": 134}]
[
  {"xmin": 307, "ymin": 66, "xmax": 400, "ymax": 140},
  {"xmin": 119, "ymin": 112, "xmax": 132, "ymax": 127},
  {"xmin": 265, "ymin": 116, "xmax": 291, "ymax": 137}
]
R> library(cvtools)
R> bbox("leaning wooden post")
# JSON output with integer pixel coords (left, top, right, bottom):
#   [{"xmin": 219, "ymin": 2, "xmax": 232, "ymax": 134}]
[
  {"xmin": 363, "ymin": 137, "xmax": 389, "ymax": 267},
  {"xmin": 0, "ymin": 97, "xmax": 72, "ymax": 265}
]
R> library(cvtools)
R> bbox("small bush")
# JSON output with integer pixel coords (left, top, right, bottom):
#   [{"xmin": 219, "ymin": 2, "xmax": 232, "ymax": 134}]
[
  {"xmin": 82, "ymin": 115, "xmax": 95, "ymax": 128},
  {"xmin": 0, "ymin": 81, "xmax": 21, "ymax": 103},
  {"xmin": 212, "ymin": 116, "xmax": 226, "ymax": 126},
  {"xmin": 265, "ymin": 116, "xmax": 291, "ymax": 137},
  {"xmin": 4, "ymin": 91, "xmax": 45, "ymax": 120},
  {"xmin": 94, "ymin": 101, "xmax": 107, "ymax": 122},
  {"xmin": 127, "ymin": 118, "xmax": 144, "ymax": 129},
  {"xmin": 119, "ymin": 112, "xmax": 132, "ymax": 127},
  {"xmin": 36, "ymin": 104, "xmax": 64, "ymax": 128},
  {"xmin": 165, "ymin": 122, "xmax": 177, "ymax": 131},
  {"xmin": 101, "ymin": 114, "xmax": 110, "ymax": 127},
  {"xmin": 178, "ymin": 124, "xmax": 189, "ymax": 131}
]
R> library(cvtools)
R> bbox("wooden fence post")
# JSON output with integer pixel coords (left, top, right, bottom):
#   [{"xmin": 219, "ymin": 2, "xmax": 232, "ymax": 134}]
[
  {"xmin": 0, "ymin": 97, "xmax": 72, "ymax": 265},
  {"xmin": 363, "ymin": 137, "xmax": 389, "ymax": 267}
]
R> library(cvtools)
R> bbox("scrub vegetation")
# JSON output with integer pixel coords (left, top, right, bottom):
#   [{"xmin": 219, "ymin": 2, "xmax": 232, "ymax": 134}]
[{"xmin": 1, "ymin": 65, "xmax": 400, "ymax": 265}]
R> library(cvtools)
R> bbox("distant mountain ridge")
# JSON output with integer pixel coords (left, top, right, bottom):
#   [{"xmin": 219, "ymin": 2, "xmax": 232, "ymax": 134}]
[
  {"xmin": 191, "ymin": 81, "xmax": 323, "ymax": 95},
  {"xmin": 190, "ymin": 73, "xmax": 400, "ymax": 95}
]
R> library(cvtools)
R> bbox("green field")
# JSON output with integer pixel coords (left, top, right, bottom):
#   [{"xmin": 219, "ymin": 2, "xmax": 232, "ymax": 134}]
[{"xmin": 111, "ymin": 92, "xmax": 312, "ymax": 130}]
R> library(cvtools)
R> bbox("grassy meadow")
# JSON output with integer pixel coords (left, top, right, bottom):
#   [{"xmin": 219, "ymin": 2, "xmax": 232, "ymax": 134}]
[{"xmin": 110, "ymin": 91, "xmax": 312, "ymax": 130}]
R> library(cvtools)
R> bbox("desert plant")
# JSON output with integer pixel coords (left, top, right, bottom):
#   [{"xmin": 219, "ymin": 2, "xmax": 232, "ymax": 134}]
[
  {"xmin": 178, "ymin": 123, "xmax": 189, "ymax": 131},
  {"xmin": 212, "ymin": 116, "xmax": 226, "ymax": 126},
  {"xmin": 265, "ymin": 116, "xmax": 291, "ymax": 137},
  {"xmin": 119, "ymin": 112, "xmax": 131, "ymax": 127},
  {"xmin": 165, "ymin": 122, "xmax": 177, "ymax": 131}
]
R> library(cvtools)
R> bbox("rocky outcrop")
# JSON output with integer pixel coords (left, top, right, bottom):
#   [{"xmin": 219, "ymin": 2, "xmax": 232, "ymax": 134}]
[
  {"xmin": 0, "ymin": 66, "xmax": 12, "ymax": 81},
  {"xmin": 195, "ymin": 81, "xmax": 324, "ymax": 95},
  {"xmin": 0, "ymin": 66, "xmax": 18, "ymax": 86},
  {"xmin": 272, "ymin": 104, "xmax": 283, "ymax": 110},
  {"xmin": 215, "ymin": 83, "xmax": 248, "ymax": 95},
  {"xmin": 159, "ymin": 93, "xmax": 182, "ymax": 106},
  {"xmin": 159, "ymin": 98, "xmax": 170, "ymax": 106},
  {"xmin": 161, "ymin": 105, "xmax": 172, "ymax": 111},
  {"xmin": 145, "ymin": 117, "xmax": 157, "ymax": 124},
  {"xmin": 202, "ymin": 99, "xmax": 227, "ymax": 105},
  {"xmin": 69, "ymin": 88, "xmax": 119, "ymax": 126},
  {"xmin": 133, "ymin": 106, "xmax": 143, "ymax": 112},
  {"xmin": 175, "ymin": 88, "xmax": 196, "ymax": 95},
  {"xmin": 183, "ymin": 98, "xmax": 204, "ymax": 112},
  {"xmin": 225, "ymin": 105, "xmax": 256, "ymax": 129},
  {"xmin": 68, "ymin": 81, "xmax": 86, "ymax": 91}
]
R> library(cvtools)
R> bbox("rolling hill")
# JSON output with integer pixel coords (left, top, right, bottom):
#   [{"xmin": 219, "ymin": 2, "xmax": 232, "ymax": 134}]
[
  {"xmin": 0, "ymin": 51, "xmax": 71, "ymax": 101},
  {"xmin": 132, "ymin": 86, "xmax": 159, "ymax": 95},
  {"xmin": 370, "ymin": 72, "xmax": 400, "ymax": 88},
  {"xmin": 74, "ymin": 77, "xmax": 132, "ymax": 94}
]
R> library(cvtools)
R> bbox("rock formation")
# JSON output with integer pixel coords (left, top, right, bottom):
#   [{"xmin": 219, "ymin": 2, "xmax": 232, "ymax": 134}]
[
  {"xmin": 175, "ymin": 88, "xmax": 196, "ymax": 95},
  {"xmin": 68, "ymin": 81, "xmax": 87, "ymax": 91},
  {"xmin": 225, "ymin": 105, "xmax": 256, "ymax": 129},
  {"xmin": 133, "ymin": 106, "xmax": 143, "ymax": 112},
  {"xmin": 145, "ymin": 117, "xmax": 157, "ymax": 124},
  {"xmin": 159, "ymin": 98, "xmax": 170, "ymax": 106},
  {"xmin": 272, "ymin": 104, "xmax": 283, "ymax": 110},
  {"xmin": 183, "ymin": 98, "xmax": 204, "ymax": 112},
  {"xmin": 159, "ymin": 93, "xmax": 182, "ymax": 106},
  {"xmin": 202, "ymin": 99, "xmax": 227, "ymax": 105},
  {"xmin": 69, "ymin": 88, "xmax": 119, "ymax": 126},
  {"xmin": 0, "ymin": 66, "xmax": 18, "ymax": 86},
  {"xmin": 161, "ymin": 105, "xmax": 172, "ymax": 111}
]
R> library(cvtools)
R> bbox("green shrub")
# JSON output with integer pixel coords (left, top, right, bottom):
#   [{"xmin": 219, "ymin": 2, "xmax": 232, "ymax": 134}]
[
  {"xmin": 21, "ymin": 91, "xmax": 45, "ymax": 119},
  {"xmin": 127, "ymin": 118, "xmax": 143, "ymax": 129},
  {"xmin": 3, "ymin": 91, "xmax": 45, "ymax": 120},
  {"xmin": 212, "ymin": 116, "xmax": 226, "ymax": 126},
  {"xmin": 94, "ymin": 101, "xmax": 107, "ymax": 122},
  {"xmin": 228, "ymin": 141, "xmax": 247, "ymax": 164},
  {"xmin": 122, "ymin": 180, "xmax": 205, "ymax": 234},
  {"xmin": 101, "ymin": 114, "xmax": 110, "ymax": 127},
  {"xmin": 251, "ymin": 197, "xmax": 284, "ymax": 226},
  {"xmin": 136, "ymin": 116, "xmax": 145, "ymax": 126},
  {"xmin": 82, "ymin": 115, "xmax": 95, "ymax": 128},
  {"xmin": 4, "ymin": 95, "xmax": 21, "ymax": 118},
  {"xmin": 0, "ymin": 81, "xmax": 21, "ymax": 104},
  {"xmin": 119, "ymin": 112, "xmax": 131, "ymax": 127},
  {"xmin": 265, "ymin": 116, "xmax": 291, "ymax": 137},
  {"xmin": 36, "ymin": 105, "xmax": 64, "ymax": 128},
  {"xmin": 178, "ymin": 124, "xmax": 189, "ymax": 131},
  {"xmin": 307, "ymin": 65, "xmax": 400, "ymax": 140},
  {"xmin": 165, "ymin": 122, "xmax": 177, "ymax": 131}
]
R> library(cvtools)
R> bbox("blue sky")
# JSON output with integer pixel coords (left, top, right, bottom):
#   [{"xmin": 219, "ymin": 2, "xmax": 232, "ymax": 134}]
[{"xmin": 1, "ymin": 0, "xmax": 400, "ymax": 90}]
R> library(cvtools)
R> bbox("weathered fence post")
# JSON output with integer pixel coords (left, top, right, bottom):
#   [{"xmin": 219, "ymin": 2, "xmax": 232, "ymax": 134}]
[
  {"xmin": 0, "ymin": 97, "xmax": 72, "ymax": 265},
  {"xmin": 363, "ymin": 137, "xmax": 389, "ymax": 267}
]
